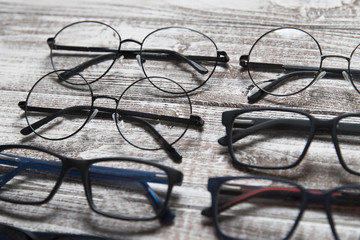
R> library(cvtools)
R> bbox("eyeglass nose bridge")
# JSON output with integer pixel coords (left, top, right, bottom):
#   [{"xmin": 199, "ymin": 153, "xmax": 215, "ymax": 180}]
[
  {"xmin": 321, "ymin": 54, "xmax": 350, "ymax": 62},
  {"xmin": 318, "ymin": 55, "xmax": 352, "ymax": 84},
  {"xmin": 306, "ymin": 190, "xmax": 327, "ymax": 205},
  {"xmin": 86, "ymin": 95, "xmax": 119, "ymax": 124},
  {"xmin": 121, "ymin": 38, "xmax": 142, "ymax": 45},
  {"xmin": 62, "ymin": 157, "xmax": 89, "ymax": 173},
  {"xmin": 311, "ymin": 55, "xmax": 354, "ymax": 91},
  {"xmin": 93, "ymin": 95, "xmax": 119, "ymax": 103},
  {"xmin": 313, "ymin": 118, "xmax": 334, "ymax": 132},
  {"xmin": 46, "ymin": 157, "xmax": 89, "ymax": 202}
]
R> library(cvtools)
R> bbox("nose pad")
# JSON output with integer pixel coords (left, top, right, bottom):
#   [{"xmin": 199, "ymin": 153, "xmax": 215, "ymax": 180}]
[
  {"xmin": 112, "ymin": 112, "xmax": 118, "ymax": 122},
  {"xmin": 112, "ymin": 112, "xmax": 124, "ymax": 129},
  {"xmin": 136, "ymin": 54, "xmax": 142, "ymax": 69},
  {"xmin": 86, "ymin": 109, "xmax": 99, "ymax": 124},
  {"xmin": 341, "ymin": 71, "xmax": 357, "ymax": 91},
  {"xmin": 341, "ymin": 71, "xmax": 354, "ymax": 89},
  {"xmin": 314, "ymin": 71, "xmax": 327, "ymax": 84}
]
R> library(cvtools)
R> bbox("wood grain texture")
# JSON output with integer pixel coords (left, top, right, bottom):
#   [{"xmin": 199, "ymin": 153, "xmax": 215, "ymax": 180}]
[{"xmin": 1, "ymin": 0, "xmax": 360, "ymax": 239}]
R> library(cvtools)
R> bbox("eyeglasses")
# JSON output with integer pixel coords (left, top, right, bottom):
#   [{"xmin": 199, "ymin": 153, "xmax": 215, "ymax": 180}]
[
  {"xmin": 240, "ymin": 27, "xmax": 360, "ymax": 103},
  {"xmin": 19, "ymin": 70, "xmax": 204, "ymax": 162},
  {"xmin": 202, "ymin": 175, "xmax": 360, "ymax": 240},
  {"xmin": 218, "ymin": 107, "xmax": 360, "ymax": 175},
  {"xmin": 0, "ymin": 222, "xmax": 116, "ymax": 240},
  {"xmin": 47, "ymin": 20, "xmax": 229, "ymax": 93},
  {"xmin": 0, "ymin": 144, "xmax": 182, "ymax": 224}
]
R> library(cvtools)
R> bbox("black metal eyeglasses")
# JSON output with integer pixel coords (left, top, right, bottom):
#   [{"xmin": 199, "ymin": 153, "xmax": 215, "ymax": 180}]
[
  {"xmin": 0, "ymin": 223, "xmax": 116, "ymax": 240},
  {"xmin": 240, "ymin": 27, "xmax": 360, "ymax": 103},
  {"xmin": 218, "ymin": 107, "xmax": 360, "ymax": 175},
  {"xmin": 202, "ymin": 175, "xmax": 360, "ymax": 240},
  {"xmin": 48, "ymin": 20, "xmax": 229, "ymax": 93},
  {"xmin": 19, "ymin": 70, "xmax": 204, "ymax": 162},
  {"xmin": 0, "ymin": 144, "xmax": 183, "ymax": 225}
]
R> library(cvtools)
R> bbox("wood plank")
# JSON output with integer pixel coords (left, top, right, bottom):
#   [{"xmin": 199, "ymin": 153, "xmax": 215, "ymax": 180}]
[{"xmin": 1, "ymin": 0, "xmax": 360, "ymax": 239}]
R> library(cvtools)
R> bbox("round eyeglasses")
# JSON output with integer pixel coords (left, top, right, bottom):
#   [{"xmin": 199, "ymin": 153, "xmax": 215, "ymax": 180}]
[
  {"xmin": 241, "ymin": 27, "xmax": 360, "ymax": 103},
  {"xmin": 48, "ymin": 21, "xmax": 229, "ymax": 93},
  {"xmin": 19, "ymin": 70, "xmax": 203, "ymax": 162}
]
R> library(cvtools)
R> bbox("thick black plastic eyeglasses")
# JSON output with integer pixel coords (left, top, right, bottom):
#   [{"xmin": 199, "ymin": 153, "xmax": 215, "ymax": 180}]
[
  {"xmin": 47, "ymin": 20, "xmax": 229, "ymax": 93},
  {"xmin": 202, "ymin": 175, "xmax": 360, "ymax": 240},
  {"xmin": 0, "ymin": 144, "xmax": 183, "ymax": 225},
  {"xmin": 0, "ymin": 223, "xmax": 116, "ymax": 240},
  {"xmin": 218, "ymin": 107, "xmax": 360, "ymax": 175},
  {"xmin": 240, "ymin": 27, "xmax": 360, "ymax": 103},
  {"xmin": 18, "ymin": 70, "xmax": 204, "ymax": 162}
]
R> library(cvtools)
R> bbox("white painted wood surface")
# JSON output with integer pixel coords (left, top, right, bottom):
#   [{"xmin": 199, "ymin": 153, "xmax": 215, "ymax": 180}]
[{"xmin": 1, "ymin": 0, "xmax": 360, "ymax": 239}]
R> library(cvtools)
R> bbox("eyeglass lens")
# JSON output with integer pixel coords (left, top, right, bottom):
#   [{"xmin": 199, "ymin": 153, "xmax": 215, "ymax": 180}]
[
  {"xmin": 23, "ymin": 71, "xmax": 93, "ymax": 140},
  {"xmin": 140, "ymin": 27, "xmax": 218, "ymax": 93},
  {"xmin": 247, "ymin": 28, "xmax": 321, "ymax": 96},
  {"xmin": 230, "ymin": 110, "xmax": 311, "ymax": 168},
  {"xmin": 0, "ymin": 147, "xmax": 62, "ymax": 203},
  {"xmin": 89, "ymin": 160, "xmax": 169, "ymax": 219},
  {"xmin": 216, "ymin": 178, "xmax": 302, "ymax": 240},
  {"xmin": 330, "ymin": 187, "xmax": 360, "ymax": 239},
  {"xmin": 335, "ymin": 115, "xmax": 360, "ymax": 174},
  {"xmin": 116, "ymin": 77, "xmax": 192, "ymax": 150},
  {"xmin": 50, "ymin": 21, "xmax": 121, "ymax": 84}
]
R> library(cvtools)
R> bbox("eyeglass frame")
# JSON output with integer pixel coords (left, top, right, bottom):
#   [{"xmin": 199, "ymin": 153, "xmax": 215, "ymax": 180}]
[
  {"xmin": 18, "ymin": 70, "xmax": 204, "ymax": 163},
  {"xmin": 240, "ymin": 27, "xmax": 360, "ymax": 103},
  {"xmin": 202, "ymin": 175, "xmax": 360, "ymax": 240},
  {"xmin": 47, "ymin": 20, "xmax": 229, "ymax": 93},
  {"xmin": 0, "ymin": 144, "xmax": 183, "ymax": 225},
  {"xmin": 218, "ymin": 107, "xmax": 360, "ymax": 176}
]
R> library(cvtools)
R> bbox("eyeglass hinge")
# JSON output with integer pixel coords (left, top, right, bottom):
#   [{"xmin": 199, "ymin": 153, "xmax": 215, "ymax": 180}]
[
  {"xmin": 239, "ymin": 55, "xmax": 249, "ymax": 67},
  {"xmin": 47, "ymin": 37, "xmax": 55, "ymax": 48},
  {"xmin": 217, "ymin": 51, "xmax": 230, "ymax": 62},
  {"xmin": 190, "ymin": 115, "xmax": 204, "ymax": 126}
]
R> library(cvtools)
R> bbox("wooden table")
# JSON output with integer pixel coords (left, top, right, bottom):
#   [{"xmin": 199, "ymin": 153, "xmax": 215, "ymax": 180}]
[{"xmin": 1, "ymin": 0, "xmax": 360, "ymax": 239}]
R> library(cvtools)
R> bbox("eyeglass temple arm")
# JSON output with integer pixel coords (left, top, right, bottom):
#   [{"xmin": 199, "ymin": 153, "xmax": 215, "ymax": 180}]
[
  {"xmin": 48, "ymin": 38, "xmax": 228, "ymax": 79},
  {"xmin": 0, "ymin": 154, "xmax": 177, "ymax": 224},
  {"xmin": 120, "ymin": 114, "xmax": 183, "ymax": 162},
  {"xmin": 54, "ymin": 49, "xmax": 228, "ymax": 80},
  {"xmin": 20, "ymin": 105, "xmax": 185, "ymax": 162},
  {"xmin": 18, "ymin": 101, "xmax": 203, "ymax": 129},
  {"xmin": 240, "ymin": 55, "xmax": 360, "ymax": 103},
  {"xmin": 202, "ymin": 184, "xmax": 356, "ymax": 217},
  {"xmin": 240, "ymin": 55, "xmax": 360, "ymax": 74},
  {"xmin": 55, "ymin": 51, "xmax": 207, "ymax": 81},
  {"xmin": 218, "ymin": 118, "xmax": 308, "ymax": 146},
  {"xmin": 18, "ymin": 102, "xmax": 203, "ymax": 162},
  {"xmin": 0, "ymin": 154, "xmax": 173, "ymax": 186},
  {"xmin": 247, "ymin": 71, "xmax": 321, "ymax": 103},
  {"xmin": 218, "ymin": 117, "xmax": 360, "ymax": 146}
]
